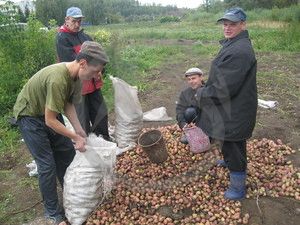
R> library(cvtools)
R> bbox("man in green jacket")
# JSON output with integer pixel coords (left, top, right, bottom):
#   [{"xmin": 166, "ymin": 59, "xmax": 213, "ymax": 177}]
[
  {"xmin": 195, "ymin": 8, "xmax": 257, "ymax": 200},
  {"xmin": 14, "ymin": 41, "xmax": 109, "ymax": 225}
]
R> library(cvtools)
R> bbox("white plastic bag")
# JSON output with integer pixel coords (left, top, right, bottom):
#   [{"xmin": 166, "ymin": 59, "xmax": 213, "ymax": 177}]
[
  {"xmin": 143, "ymin": 107, "xmax": 172, "ymax": 121},
  {"xmin": 258, "ymin": 99, "xmax": 278, "ymax": 109},
  {"xmin": 26, "ymin": 160, "xmax": 38, "ymax": 177},
  {"xmin": 63, "ymin": 134, "xmax": 117, "ymax": 225},
  {"xmin": 110, "ymin": 76, "xmax": 143, "ymax": 149}
]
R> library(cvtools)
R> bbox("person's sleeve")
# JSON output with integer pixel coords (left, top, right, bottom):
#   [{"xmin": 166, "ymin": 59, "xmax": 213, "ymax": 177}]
[
  {"xmin": 56, "ymin": 33, "xmax": 77, "ymax": 62},
  {"xmin": 196, "ymin": 52, "xmax": 253, "ymax": 106},
  {"xmin": 176, "ymin": 92, "xmax": 188, "ymax": 129},
  {"xmin": 45, "ymin": 81, "xmax": 67, "ymax": 113}
]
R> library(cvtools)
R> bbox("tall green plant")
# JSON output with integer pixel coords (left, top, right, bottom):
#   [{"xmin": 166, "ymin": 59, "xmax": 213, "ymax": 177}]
[
  {"xmin": 0, "ymin": 13, "xmax": 56, "ymax": 116},
  {"xmin": 22, "ymin": 15, "xmax": 56, "ymax": 80}
]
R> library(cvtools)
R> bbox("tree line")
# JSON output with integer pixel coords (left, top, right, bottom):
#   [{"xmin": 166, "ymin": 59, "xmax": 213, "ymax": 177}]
[
  {"xmin": 1, "ymin": 0, "xmax": 298, "ymax": 26},
  {"xmin": 35, "ymin": 0, "xmax": 299, "ymax": 25},
  {"xmin": 201, "ymin": 0, "xmax": 298, "ymax": 13},
  {"xmin": 35, "ymin": 0, "xmax": 183, "ymax": 26}
]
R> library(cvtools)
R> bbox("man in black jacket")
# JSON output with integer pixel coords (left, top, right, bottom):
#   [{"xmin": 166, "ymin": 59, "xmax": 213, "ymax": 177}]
[
  {"xmin": 56, "ymin": 7, "xmax": 110, "ymax": 140},
  {"xmin": 195, "ymin": 8, "xmax": 257, "ymax": 200},
  {"xmin": 176, "ymin": 67, "xmax": 204, "ymax": 144}
]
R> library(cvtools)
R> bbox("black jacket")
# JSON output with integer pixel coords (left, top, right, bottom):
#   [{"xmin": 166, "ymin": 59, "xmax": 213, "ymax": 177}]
[
  {"xmin": 56, "ymin": 26, "xmax": 103, "ymax": 95},
  {"xmin": 176, "ymin": 87, "xmax": 200, "ymax": 129},
  {"xmin": 195, "ymin": 30, "xmax": 257, "ymax": 141},
  {"xmin": 56, "ymin": 26, "xmax": 92, "ymax": 62}
]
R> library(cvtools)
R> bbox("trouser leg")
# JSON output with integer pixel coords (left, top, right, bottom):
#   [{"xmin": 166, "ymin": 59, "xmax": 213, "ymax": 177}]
[
  {"xmin": 17, "ymin": 117, "xmax": 63, "ymax": 218},
  {"xmin": 220, "ymin": 140, "xmax": 247, "ymax": 200},
  {"xmin": 87, "ymin": 90, "xmax": 109, "ymax": 138},
  {"xmin": 51, "ymin": 140, "xmax": 75, "ymax": 188},
  {"xmin": 220, "ymin": 140, "xmax": 247, "ymax": 172}
]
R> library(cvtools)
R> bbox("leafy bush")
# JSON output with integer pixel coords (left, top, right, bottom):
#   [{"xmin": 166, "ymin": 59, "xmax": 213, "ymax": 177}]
[
  {"xmin": 22, "ymin": 15, "xmax": 56, "ymax": 79},
  {"xmin": 0, "ymin": 14, "xmax": 56, "ymax": 116},
  {"xmin": 159, "ymin": 16, "xmax": 181, "ymax": 23},
  {"xmin": 93, "ymin": 29, "xmax": 112, "ymax": 46}
]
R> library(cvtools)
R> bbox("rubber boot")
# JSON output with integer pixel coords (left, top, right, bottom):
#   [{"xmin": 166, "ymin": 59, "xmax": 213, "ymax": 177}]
[{"xmin": 224, "ymin": 171, "xmax": 246, "ymax": 200}]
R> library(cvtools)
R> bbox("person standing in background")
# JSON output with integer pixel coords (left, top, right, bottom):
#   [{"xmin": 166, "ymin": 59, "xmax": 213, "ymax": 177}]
[{"xmin": 56, "ymin": 6, "xmax": 110, "ymax": 140}]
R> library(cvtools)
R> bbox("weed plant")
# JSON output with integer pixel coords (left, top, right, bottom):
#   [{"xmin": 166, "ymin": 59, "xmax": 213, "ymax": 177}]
[
  {"xmin": 248, "ymin": 5, "xmax": 300, "ymax": 23},
  {"xmin": 250, "ymin": 22, "xmax": 300, "ymax": 52}
]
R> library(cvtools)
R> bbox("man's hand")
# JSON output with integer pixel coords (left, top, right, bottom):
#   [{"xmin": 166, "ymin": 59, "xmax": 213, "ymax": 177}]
[
  {"xmin": 189, "ymin": 122, "xmax": 197, "ymax": 127},
  {"xmin": 184, "ymin": 122, "xmax": 197, "ymax": 128},
  {"xmin": 75, "ymin": 127, "xmax": 87, "ymax": 138},
  {"xmin": 182, "ymin": 122, "xmax": 196, "ymax": 129},
  {"xmin": 73, "ymin": 134, "xmax": 86, "ymax": 152}
]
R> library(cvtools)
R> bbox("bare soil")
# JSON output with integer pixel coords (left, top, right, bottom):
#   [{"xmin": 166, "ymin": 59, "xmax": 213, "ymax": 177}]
[{"xmin": 1, "ymin": 40, "xmax": 299, "ymax": 225}]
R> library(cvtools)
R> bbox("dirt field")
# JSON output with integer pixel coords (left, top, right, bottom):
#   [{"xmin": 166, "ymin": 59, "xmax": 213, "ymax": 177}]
[{"xmin": 0, "ymin": 39, "xmax": 299, "ymax": 225}]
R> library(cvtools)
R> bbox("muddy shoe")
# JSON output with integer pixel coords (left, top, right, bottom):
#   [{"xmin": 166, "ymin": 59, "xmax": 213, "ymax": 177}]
[
  {"xmin": 180, "ymin": 134, "xmax": 188, "ymax": 144},
  {"xmin": 45, "ymin": 215, "xmax": 67, "ymax": 225}
]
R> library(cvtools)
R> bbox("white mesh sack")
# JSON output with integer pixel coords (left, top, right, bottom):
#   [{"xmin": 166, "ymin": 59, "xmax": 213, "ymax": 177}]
[
  {"xmin": 110, "ymin": 76, "xmax": 143, "ymax": 149},
  {"xmin": 63, "ymin": 134, "xmax": 117, "ymax": 225}
]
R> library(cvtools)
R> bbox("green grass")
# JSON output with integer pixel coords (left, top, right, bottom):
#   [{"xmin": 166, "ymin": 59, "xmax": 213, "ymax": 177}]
[
  {"xmin": 0, "ymin": 115, "xmax": 21, "ymax": 158},
  {"xmin": 250, "ymin": 22, "xmax": 300, "ymax": 52},
  {"xmin": 248, "ymin": 5, "xmax": 300, "ymax": 23},
  {"xmin": 0, "ymin": 170, "xmax": 38, "ymax": 224},
  {"xmin": 87, "ymin": 21, "xmax": 222, "ymax": 41},
  {"xmin": 192, "ymin": 42, "xmax": 220, "ymax": 57}
]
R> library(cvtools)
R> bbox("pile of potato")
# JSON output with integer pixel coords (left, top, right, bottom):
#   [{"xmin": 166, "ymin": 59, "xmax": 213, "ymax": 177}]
[{"xmin": 86, "ymin": 125, "xmax": 299, "ymax": 225}]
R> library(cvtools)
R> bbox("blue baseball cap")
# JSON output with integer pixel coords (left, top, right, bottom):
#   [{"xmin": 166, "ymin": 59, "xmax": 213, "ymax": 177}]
[
  {"xmin": 66, "ymin": 7, "xmax": 84, "ymax": 18},
  {"xmin": 217, "ymin": 7, "xmax": 247, "ymax": 23}
]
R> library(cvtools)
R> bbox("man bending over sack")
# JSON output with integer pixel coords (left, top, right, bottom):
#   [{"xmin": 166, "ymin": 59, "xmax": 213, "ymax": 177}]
[{"xmin": 13, "ymin": 41, "xmax": 109, "ymax": 225}]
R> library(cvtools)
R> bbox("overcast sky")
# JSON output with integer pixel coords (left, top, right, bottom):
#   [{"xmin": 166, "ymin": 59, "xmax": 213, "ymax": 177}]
[{"xmin": 138, "ymin": 0, "xmax": 203, "ymax": 9}]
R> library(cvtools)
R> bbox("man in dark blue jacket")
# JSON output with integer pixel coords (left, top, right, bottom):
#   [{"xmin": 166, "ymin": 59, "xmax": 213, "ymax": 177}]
[{"xmin": 195, "ymin": 8, "xmax": 257, "ymax": 200}]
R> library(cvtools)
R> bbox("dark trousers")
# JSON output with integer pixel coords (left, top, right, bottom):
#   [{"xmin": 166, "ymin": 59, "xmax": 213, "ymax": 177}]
[
  {"xmin": 75, "ymin": 89, "xmax": 109, "ymax": 138},
  {"xmin": 220, "ymin": 140, "xmax": 247, "ymax": 172},
  {"xmin": 17, "ymin": 116, "xmax": 75, "ymax": 219}
]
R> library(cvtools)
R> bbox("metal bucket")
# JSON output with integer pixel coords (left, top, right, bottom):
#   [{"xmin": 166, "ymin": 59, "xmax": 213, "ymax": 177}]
[
  {"xmin": 138, "ymin": 129, "xmax": 168, "ymax": 164},
  {"xmin": 183, "ymin": 126, "xmax": 210, "ymax": 153}
]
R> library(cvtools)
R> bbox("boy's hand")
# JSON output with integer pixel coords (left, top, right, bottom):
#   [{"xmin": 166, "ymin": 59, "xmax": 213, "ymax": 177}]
[{"xmin": 73, "ymin": 134, "xmax": 86, "ymax": 152}]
